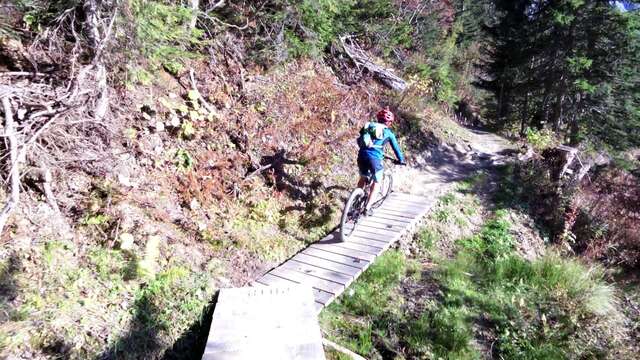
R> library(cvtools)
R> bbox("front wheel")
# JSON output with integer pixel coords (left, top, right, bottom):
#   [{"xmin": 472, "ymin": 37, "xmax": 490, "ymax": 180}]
[
  {"xmin": 340, "ymin": 188, "xmax": 365, "ymax": 242},
  {"xmin": 372, "ymin": 172, "xmax": 393, "ymax": 209}
]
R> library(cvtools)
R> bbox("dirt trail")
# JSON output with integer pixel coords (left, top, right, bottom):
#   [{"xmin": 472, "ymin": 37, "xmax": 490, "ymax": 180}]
[{"xmin": 393, "ymin": 127, "xmax": 515, "ymax": 198}]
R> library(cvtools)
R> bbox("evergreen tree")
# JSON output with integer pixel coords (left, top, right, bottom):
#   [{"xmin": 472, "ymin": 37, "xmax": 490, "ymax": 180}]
[{"xmin": 480, "ymin": 0, "xmax": 640, "ymax": 149}]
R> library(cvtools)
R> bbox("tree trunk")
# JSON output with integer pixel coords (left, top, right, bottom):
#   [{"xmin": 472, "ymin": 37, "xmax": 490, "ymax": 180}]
[{"xmin": 190, "ymin": 0, "xmax": 199, "ymax": 29}]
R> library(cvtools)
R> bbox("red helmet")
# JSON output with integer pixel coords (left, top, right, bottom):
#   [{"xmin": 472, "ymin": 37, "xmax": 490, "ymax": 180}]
[{"xmin": 376, "ymin": 108, "xmax": 394, "ymax": 124}]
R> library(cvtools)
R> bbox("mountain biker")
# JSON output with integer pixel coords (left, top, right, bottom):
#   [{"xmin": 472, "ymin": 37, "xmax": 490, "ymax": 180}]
[{"xmin": 357, "ymin": 107, "xmax": 405, "ymax": 215}]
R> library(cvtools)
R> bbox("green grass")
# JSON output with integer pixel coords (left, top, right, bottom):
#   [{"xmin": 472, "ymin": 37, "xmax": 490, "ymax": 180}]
[
  {"xmin": 320, "ymin": 250, "xmax": 419, "ymax": 358},
  {"xmin": 322, "ymin": 207, "xmax": 624, "ymax": 359},
  {"xmin": 431, "ymin": 211, "xmax": 622, "ymax": 359},
  {"xmin": 2, "ymin": 239, "xmax": 221, "ymax": 359}
]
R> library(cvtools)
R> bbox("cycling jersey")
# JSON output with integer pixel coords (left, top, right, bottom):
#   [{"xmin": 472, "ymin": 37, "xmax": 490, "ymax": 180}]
[
  {"xmin": 358, "ymin": 127, "xmax": 405, "ymax": 163},
  {"xmin": 357, "ymin": 127, "xmax": 404, "ymax": 183}
]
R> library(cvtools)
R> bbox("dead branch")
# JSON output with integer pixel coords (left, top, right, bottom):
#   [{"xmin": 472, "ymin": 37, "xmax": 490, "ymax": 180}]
[
  {"xmin": 0, "ymin": 72, "xmax": 47, "ymax": 77},
  {"xmin": 207, "ymin": 0, "xmax": 226, "ymax": 11},
  {"xmin": 339, "ymin": 36, "xmax": 407, "ymax": 91},
  {"xmin": 243, "ymin": 163, "xmax": 273, "ymax": 181},
  {"xmin": 322, "ymin": 338, "xmax": 368, "ymax": 360},
  {"xmin": 199, "ymin": 11, "xmax": 250, "ymax": 31},
  {"xmin": 188, "ymin": 68, "xmax": 217, "ymax": 114},
  {"xmin": 0, "ymin": 97, "xmax": 20, "ymax": 235}
]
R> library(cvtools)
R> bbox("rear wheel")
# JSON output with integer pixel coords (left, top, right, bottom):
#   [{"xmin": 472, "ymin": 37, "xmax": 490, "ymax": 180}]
[{"xmin": 340, "ymin": 188, "xmax": 366, "ymax": 242}]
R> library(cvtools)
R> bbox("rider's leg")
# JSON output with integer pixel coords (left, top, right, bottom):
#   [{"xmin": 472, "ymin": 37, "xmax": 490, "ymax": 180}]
[
  {"xmin": 365, "ymin": 168, "xmax": 383, "ymax": 212},
  {"xmin": 365, "ymin": 182, "xmax": 379, "ymax": 211},
  {"xmin": 357, "ymin": 176, "xmax": 367, "ymax": 189}
]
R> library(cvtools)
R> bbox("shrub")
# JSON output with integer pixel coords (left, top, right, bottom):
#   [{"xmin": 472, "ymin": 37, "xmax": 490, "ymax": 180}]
[
  {"xmin": 573, "ymin": 167, "xmax": 640, "ymax": 268},
  {"xmin": 127, "ymin": 0, "xmax": 204, "ymax": 78},
  {"xmin": 525, "ymin": 127, "xmax": 556, "ymax": 150},
  {"xmin": 437, "ymin": 213, "xmax": 623, "ymax": 359}
]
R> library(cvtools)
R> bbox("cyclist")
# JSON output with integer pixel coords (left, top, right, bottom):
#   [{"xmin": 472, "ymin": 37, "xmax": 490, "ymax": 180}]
[{"xmin": 357, "ymin": 107, "xmax": 405, "ymax": 215}]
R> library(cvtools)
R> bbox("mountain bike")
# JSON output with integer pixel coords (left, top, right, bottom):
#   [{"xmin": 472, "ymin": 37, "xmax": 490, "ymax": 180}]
[{"xmin": 339, "ymin": 157, "xmax": 404, "ymax": 242}]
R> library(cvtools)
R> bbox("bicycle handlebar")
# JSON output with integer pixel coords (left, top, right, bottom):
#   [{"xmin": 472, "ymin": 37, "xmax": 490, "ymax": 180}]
[{"xmin": 384, "ymin": 155, "xmax": 407, "ymax": 166}]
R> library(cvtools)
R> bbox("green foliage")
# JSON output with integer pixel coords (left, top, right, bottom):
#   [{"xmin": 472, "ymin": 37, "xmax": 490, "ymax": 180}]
[
  {"xmin": 433, "ymin": 211, "xmax": 622, "ymax": 359},
  {"xmin": 180, "ymin": 120, "xmax": 196, "ymax": 139},
  {"xmin": 321, "ymin": 251, "xmax": 418, "ymax": 357},
  {"xmin": 324, "ymin": 206, "xmax": 622, "ymax": 359},
  {"xmin": 482, "ymin": 0, "xmax": 639, "ymax": 148},
  {"xmin": 457, "ymin": 210, "xmax": 514, "ymax": 261},
  {"xmin": 525, "ymin": 128, "xmax": 555, "ymax": 151},
  {"xmin": 129, "ymin": 0, "xmax": 203, "ymax": 79},
  {"xmin": 81, "ymin": 213, "xmax": 111, "ymax": 226},
  {"xmin": 174, "ymin": 148, "xmax": 195, "ymax": 171}
]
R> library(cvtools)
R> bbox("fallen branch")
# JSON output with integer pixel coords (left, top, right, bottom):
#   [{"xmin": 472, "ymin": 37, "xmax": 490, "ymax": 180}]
[
  {"xmin": 339, "ymin": 36, "xmax": 407, "ymax": 91},
  {"xmin": 322, "ymin": 338, "xmax": 368, "ymax": 360},
  {"xmin": 0, "ymin": 72, "xmax": 47, "ymax": 77},
  {"xmin": 188, "ymin": 68, "xmax": 217, "ymax": 114},
  {"xmin": 0, "ymin": 97, "xmax": 21, "ymax": 235},
  {"xmin": 199, "ymin": 11, "xmax": 250, "ymax": 31}
]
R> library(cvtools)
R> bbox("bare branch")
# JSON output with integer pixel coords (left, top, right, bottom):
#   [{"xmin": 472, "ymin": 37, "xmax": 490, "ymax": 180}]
[
  {"xmin": 339, "ymin": 36, "xmax": 407, "ymax": 91},
  {"xmin": 189, "ymin": 68, "xmax": 217, "ymax": 114},
  {"xmin": 0, "ymin": 97, "xmax": 21, "ymax": 234}
]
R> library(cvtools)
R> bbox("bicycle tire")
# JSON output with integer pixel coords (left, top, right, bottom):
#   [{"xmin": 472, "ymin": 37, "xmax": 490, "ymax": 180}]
[
  {"xmin": 373, "ymin": 172, "xmax": 394, "ymax": 209},
  {"xmin": 340, "ymin": 188, "xmax": 366, "ymax": 242}
]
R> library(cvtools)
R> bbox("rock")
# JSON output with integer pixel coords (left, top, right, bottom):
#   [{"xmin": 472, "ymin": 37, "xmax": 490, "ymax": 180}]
[
  {"xmin": 454, "ymin": 142, "xmax": 469, "ymax": 154},
  {"xmin": 154, "ymin": 121, "xmax": 165, "ymax": 132},
  {"xmin": 12, "ymin": 235, "xmax": 31, "ymax": 249},
  {"xmin": 119, "ymin": 233, "xmax": 135, "ymax": 250},
  {"xmin": 169, "ymin": 115, "xmax": 181, "ymax": 128},
  {"xmin": 118, "ymin": 173, "xmax": 132, "ymax": 187},
  {"xmin": 190, "ymin": 198, "xmax": 201, "ymax": 210},
  {"xmin": 17, "ymin": 108, "xmax": 26, "ymax": 120}
]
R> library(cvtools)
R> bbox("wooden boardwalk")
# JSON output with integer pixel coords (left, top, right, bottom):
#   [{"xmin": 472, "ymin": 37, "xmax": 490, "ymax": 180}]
[
  {"xmin": 254, "ymin": 191, "xmax": 434, "ymax": 312},
  {"xmin": 202, "ymin": 191, "xmax": 434, "ymax": 359},
  {"xmin": 202, "ymin": 286, "xmax": 326, "ymax": 360}
]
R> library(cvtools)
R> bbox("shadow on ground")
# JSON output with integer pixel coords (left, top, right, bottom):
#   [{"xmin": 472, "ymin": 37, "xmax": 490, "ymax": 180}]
[{"xmin": 98, "ymin": 291, "xmax": 219, "ymax": 360}]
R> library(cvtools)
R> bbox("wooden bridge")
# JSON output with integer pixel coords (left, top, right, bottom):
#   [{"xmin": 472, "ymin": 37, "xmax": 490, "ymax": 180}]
[{"xmin": 202, "ymin": 191, "xmax": 434, "ymax": 359}]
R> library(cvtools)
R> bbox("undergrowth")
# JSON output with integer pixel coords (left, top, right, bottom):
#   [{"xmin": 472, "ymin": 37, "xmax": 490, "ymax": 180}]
[
  {"xmin": 0, "ymin": 239, "xmax": 220, "ymax": 359},
  {"xmin": 322, "ymin": 187, "xmax": 628, "ymax": 359}
]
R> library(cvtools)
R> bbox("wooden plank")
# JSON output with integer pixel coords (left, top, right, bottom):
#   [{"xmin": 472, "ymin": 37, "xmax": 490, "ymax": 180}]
[
  {"xmin": 271, "ymin": 267, "xmax": 345, "ymax": 295},
  {"xmin": 345, "ymin": 229, "xmax": 393, "ymax": 243},
  {"xmin": 331, "ymin": 240, "xmax": 384, "ymax": 255},
  {"xmin": 381, "ymin": 201, "xmax": 428, "ymax": 212},
  {"xmin": 385, "ymin": 197, "xmax": 429, "ymax": 207},
  {"xmin": 281, "ymin": 260, "xmax": 353, "ymax": 286},
  {"xmin": 203, "ymin": 286, "xmax": 326, "ymax": 360},
  {"xmin": 257, "ymin": 273, "xmax": 299, "ymax": 287},
  {"xmin": 354, "ymin": 220, "xmax": 402, "ymax": 232},
  {"xmin": 389, "ymin": 192, "xmax": 431, "ymax": 202},
  {"xmin": 374, "ymin": 208, "xmax": 421, "ymax": 219},
  {"xmin": 357, "ymin": 218, "xmax": 407, "ymax": 232},
  {"xmin": 360, "ymin": 218, "xmax": 411, "ymax": 230},
  {"xmin": 377, "ymin": 204, "xmax": 425, "ymax": 216},
  {"xmin": 302, "ymin": 247, "xmax": 369, "ymax": 268},
  {"xmin": 343, "ymin": 235, "xmax": 388, "ymax": 248},
  {"xmin": 310, "ymin": 243, "xmax": 377, "ymax": 262},
  {"xmin": 350, "ymin": 231, "xmax": 398, "ymax": 244},
  {"xmin": 312, "ymin": 289, "xmax": 334, "ymax": 305},
  {"xmin": 367, "ymin": 212, "xmax": 412, "ymax": 224},
  {"xmin": 257, "ymin": 274, "xmax": 335, "ymax": 306},
  {"xmin": 352, "ymin": 224, "xmax": 400, "ymax": 237},
  {"xmin": 388, "ymin": 196, "xmax": 430, "ymax": 206},
  {"xmin": 345, "ymin": 236, "xmax": 393, "ymax": 251},
  {"xmin": 292, "ymin": 253, "xmax": 362, "ymax": 277},
  {"xmin": 317, "ymin": 233, "xmax": 387, "ymax": 249}
]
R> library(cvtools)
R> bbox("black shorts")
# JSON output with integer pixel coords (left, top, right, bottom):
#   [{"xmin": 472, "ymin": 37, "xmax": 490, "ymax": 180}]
[{"xmin": 357, "ymin": 155, "xmax": 384, "ymax": 183}]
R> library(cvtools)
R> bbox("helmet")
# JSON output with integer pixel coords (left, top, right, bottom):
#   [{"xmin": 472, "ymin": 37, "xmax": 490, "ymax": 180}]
[{"xmin": 376, "ymin": 108, "xmax": 394, "ymax": 124}]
